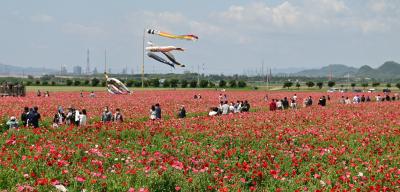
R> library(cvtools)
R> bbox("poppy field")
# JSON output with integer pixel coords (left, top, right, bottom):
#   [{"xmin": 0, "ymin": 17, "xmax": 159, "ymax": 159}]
[{"xmin": 0, "ymin": 90, "xmax": 399, "ymax": 191}]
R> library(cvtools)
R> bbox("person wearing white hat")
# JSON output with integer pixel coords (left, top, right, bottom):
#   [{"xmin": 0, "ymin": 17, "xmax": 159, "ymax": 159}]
[{"xmin": 6, "ymin": 116, "xmax": 19, "ymax": 129}]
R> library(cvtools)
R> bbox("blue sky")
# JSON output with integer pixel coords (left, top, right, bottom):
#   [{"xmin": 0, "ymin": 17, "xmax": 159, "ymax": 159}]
[{"xmin": 1, "ymin": 0, "xmax": 399, "ymax": 75}]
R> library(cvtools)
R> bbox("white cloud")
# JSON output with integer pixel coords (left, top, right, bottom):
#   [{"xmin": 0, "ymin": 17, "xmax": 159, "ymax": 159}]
[
  {"xmin": 359, "ymin": 19, "xmax": 389, "ymax": 33},
  {"xmin": 30, "ymin": 14, "xmax": 54, "ymax": 23},
  {"xmin": 220, "ymin": 2, "xmax": 300, "ymax": 27},
  {"xmin": 368, "ymin": 0, "xmax": 386, "ymax": 13},
  {"xmin": 306, "ymin": 0, "xmax": 348, "ymax": 13},
  {"xmin": 62, "ymin": 23, "xmax": 106, "ymax": 38}
]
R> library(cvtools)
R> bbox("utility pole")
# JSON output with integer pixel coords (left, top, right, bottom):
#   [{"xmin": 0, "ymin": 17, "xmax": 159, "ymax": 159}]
[
  {"xmin": 197, "ymin": 64, "xmax": 200, "ymax": 85},
  {"xmin": 262, "ymin": 59, "xmax": 265, "ymax": 82},
  {"xmin": 104, "ymin": 49, "xmax": 107, "ymax": 74},
  {"xmin": 141, "ymin": 29, "xmax": 145, "ymax": 88},
  {"xmin": 86, "ymin": 49, "xmax": 90, "ymax": 75}
]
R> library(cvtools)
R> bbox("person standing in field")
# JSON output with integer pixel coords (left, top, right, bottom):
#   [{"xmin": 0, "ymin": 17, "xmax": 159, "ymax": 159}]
[
  {"xmin": 242, "ymin": 100, "xmax": 250, "ymax": 112},
  {"xmin": 276, "ymin": 99, "xmax": 283, "ymax": 110},
  {"xmin": 264, "ymin": 94, "xmax": 269, "ymax": 102},
  {"xmin": 29, "ymin": 106, "xmax": 41, "ymax": 128},
  {"xmin": 269, "ymin": 99, "xmax": 277, "ymax": 111},
  {"xmin": 178, "ymin": 105, "xmax": 186, "ymax": 118},
  {"xmin": 292, "ymin": 94, "xmax": 297, "ymax": 102},
  {"xmin": 345, "ymin": 97, "xmax": 351, "ymax": 104},
  {"xmin": 155, "ymin": 103, "xmax": 162, "ymax": 119},
  {"xmin": 306, "ymin": 96, "xmax": 313, "ymax": 106},
  {"xmin": 20, "ymin": 107, "xmax": 29, "ymax": 127},
  {"xmin": 101, "ymin": 106, "xmax": 112, "ymax": 122},
  {"xmin": 79, "ymin": 109, "xmax": 87, "ymax": 126},
  {"xmin": 150, "ymin": 105, "xmax": 157, "ymax": 120},
  {"xmin": 290, "ymin": 98, "xmax": 297, "ymax": 109},
  {"xmin": 221, "ymin": 101, "xmax": 230, "ymax": 115},
  {"xmin": 113, "ymin": 108, "xmax": 124, "ymax": 122},
  {"xmin": 65, "ymin": 107, "xmax": 75, "ymax": 125},
  {"xmin": 90, "ymin": 91, "xmax": 95, "ymax": 98},
  {"xmin": 282, "ymin": 97, "xmax": 289, "ymax": 109},
  {"xmin": 229, "ymin": 102, "xmax": 235, "ymax": 113},
  {"xmin": 218, "ymin": 94, "xmax": 223, "ymax": 102},
  {"xmin": 339, "ymin": 96, "xmax": 345, "ymax": 104},
  {"xmin": 37, "ymin": 90, "xmax": 41, "ymax": 97},
  {"xmin": 318, "ymin": 96, "xmax": 327, "ymax": 106},
  {"xmin": 6, "ymin": 116, "xmax": 19, "ymax": 129},
  {"xmin": 53, "ymin": 106, "xmax": 66, "ymax": 127},
  {"xmin": 74, "ymin": 108, "xmax": 80, "ymax": 126}
]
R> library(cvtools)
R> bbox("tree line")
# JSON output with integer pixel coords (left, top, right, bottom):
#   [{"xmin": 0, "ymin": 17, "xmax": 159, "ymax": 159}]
[
  {"xmin": 21, "ymin": 78, "xmax": 247, "ymax": 88},
  {"xmin": 283, "ymin": 80, "xmax": 400, "ymax": 89}
]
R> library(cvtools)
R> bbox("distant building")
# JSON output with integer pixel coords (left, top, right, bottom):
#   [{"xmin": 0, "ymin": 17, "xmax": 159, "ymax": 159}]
[
  {"xmin": 92, "ymin": 67, "xmax": 98, "ymax": 74},
  {"xmin": 73, "ymin": 66, "xmax": 82, "ymax": 75},
  {"xmin": 60, "ymin": 66, "xmax": 67, "ymax": 75}
]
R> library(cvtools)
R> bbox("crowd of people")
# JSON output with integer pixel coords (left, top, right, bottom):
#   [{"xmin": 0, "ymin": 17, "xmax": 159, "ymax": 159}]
[
  {"xmin": 3, "ymin": 91, "xmax": 400, "ymax": 130},
  {"xmin": 339, "ymin": 94, "xmax": 400, "ymax": 104},
  {"xmin": 36, "ymin": 90, "xmax": 50, "ymax": 97},
  {"xmin": 209, "ymin": 100, "xmax": 251, "ymax": 116}
]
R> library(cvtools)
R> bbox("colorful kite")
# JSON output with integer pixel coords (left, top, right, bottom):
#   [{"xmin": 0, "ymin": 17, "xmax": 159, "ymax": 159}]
[
  {"xmin": 147, "ymin": 29, "xmax": 198, "ymax": 41},
  {"xmin": 145, "ymin": 45, "xmax": 184, "ymax": 52},
  {"xmin": 105, "ymin": 73, "xmax": 131, "ymax": 94},
  {"xmin": 146, "ymin": 42, "xmax": 185, "ymax": 68},
  {"xmin": 147, "ymin": 52, "xmax": 175, "ymax": 68}
]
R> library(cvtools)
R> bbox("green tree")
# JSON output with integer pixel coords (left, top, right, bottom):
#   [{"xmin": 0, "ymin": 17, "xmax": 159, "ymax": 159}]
[
  {"xmin": 238, "ymin": 80, "xmax": 247, "ymax": 88},
  {"xmin": 101, "ymin": 81, "xmax": 106, "ymax": 87},
  {"xmin": 180, "ymin": 79, "xmax": 188, "ymax": 88},
  {"xmin": 386, "ymin": 83, "xmax": 391, "ymax": 88},
  {"xmin": 351, "ymin": 83, "xmax": 356, "ymax": 89},
  {"xmin": 91, "ymin": 78, "xmax": 100, "ymax": 87},
  {"xmin": 150, "ymin": 79, "xmax": 160, "ymax": 87},
  {"xmin": 66, "ymin": 79, "xmax": 73, "ymax": 86},
  {"xmin": 163, "ymin": 80, "xmax": 170, "ymax": 88},
  {"xmin": 209, "ymin": 82, "xmax": 216, "ymax": 88},
  {"xmin": 306, "ymin": 81, "xmax": 315, "ymax": 88},
  {"xmin": 190, "ymin": 80, "xmax": 197, "ymax": 88},
  {"xmin": 372, "ymin": 82, "xmax": 380, "ymax": 87},
  {"xmin": 361, "ymin": 83, "xmax": 368, "ymax": 89},
  {"xmin": 126, "ymin": 80, "xmax": 134, "ymax": 87},
  {"xmin": 41, "ymin": 81, "xmax": 48, "ymax": 86},
  {"xmin": 283, "ymin": 81, "xmax": 293, "ymax": 89},
  {"xmin": 396, "ymin": 83, "xmax": 400, "ymax": 90},
  {"xmin": 134, "ymin": 81, "xmax": 142, "ymax": 87},
  {"xmin": 170, "ymin": 79, "xmax": 179, "ymax": 88},
  {"xmin": 84, "ymin": 79, "xmax": 90, "ymax": 86},
  {"xmin": 74, "ymin": 80, "xmax": 81, "ymax": 86},
  {"xmin": 51, "ymin": 81, "xmax": 56, "ymax": 86},
  {"xmin": 295, "ymin": 82, "xmax": 301, "ymax": 89},
  {"xmin": 218, "ymin": 80, "xmax": 227, "ymax": 88},
  {"xmin": 327, "ymin": 81, "xmax": 336, "ymax": 88},
  {"xmin": 229, "ymin": 80, "xmax": 237, "ymax": 88},
  {"xmin": 316, "ymin": 82, "xmax": 323, "ymax": 89},
  {"xmin": 199, "ymin": 80, "xmax": 209, "ymax": 88}
]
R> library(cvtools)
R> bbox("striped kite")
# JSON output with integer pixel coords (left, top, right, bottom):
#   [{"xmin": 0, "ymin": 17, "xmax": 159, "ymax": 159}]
[
  {"xmin": 147, "ymin": 29, "xmax": 198, "ymax": 41},
  {"xmin": 146, "ymin": 42, "xmax": 185, "ymax": 68},
  {"xmin": 105, "ymin": 73, "xmax": 131, "ymax": 94}
]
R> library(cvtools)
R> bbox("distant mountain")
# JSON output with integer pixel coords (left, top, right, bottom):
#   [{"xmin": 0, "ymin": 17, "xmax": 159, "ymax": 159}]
[
  {"xmin": 293, "ymin": 61, "xmax": 400, "ymax": 79},
  {"xmin": 293, "ymin": 64, "xmax": 358, "ymax": 77},
  {"xmin": 0, "ymin": 62, "xmax": 57, "ymax": 76}
]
